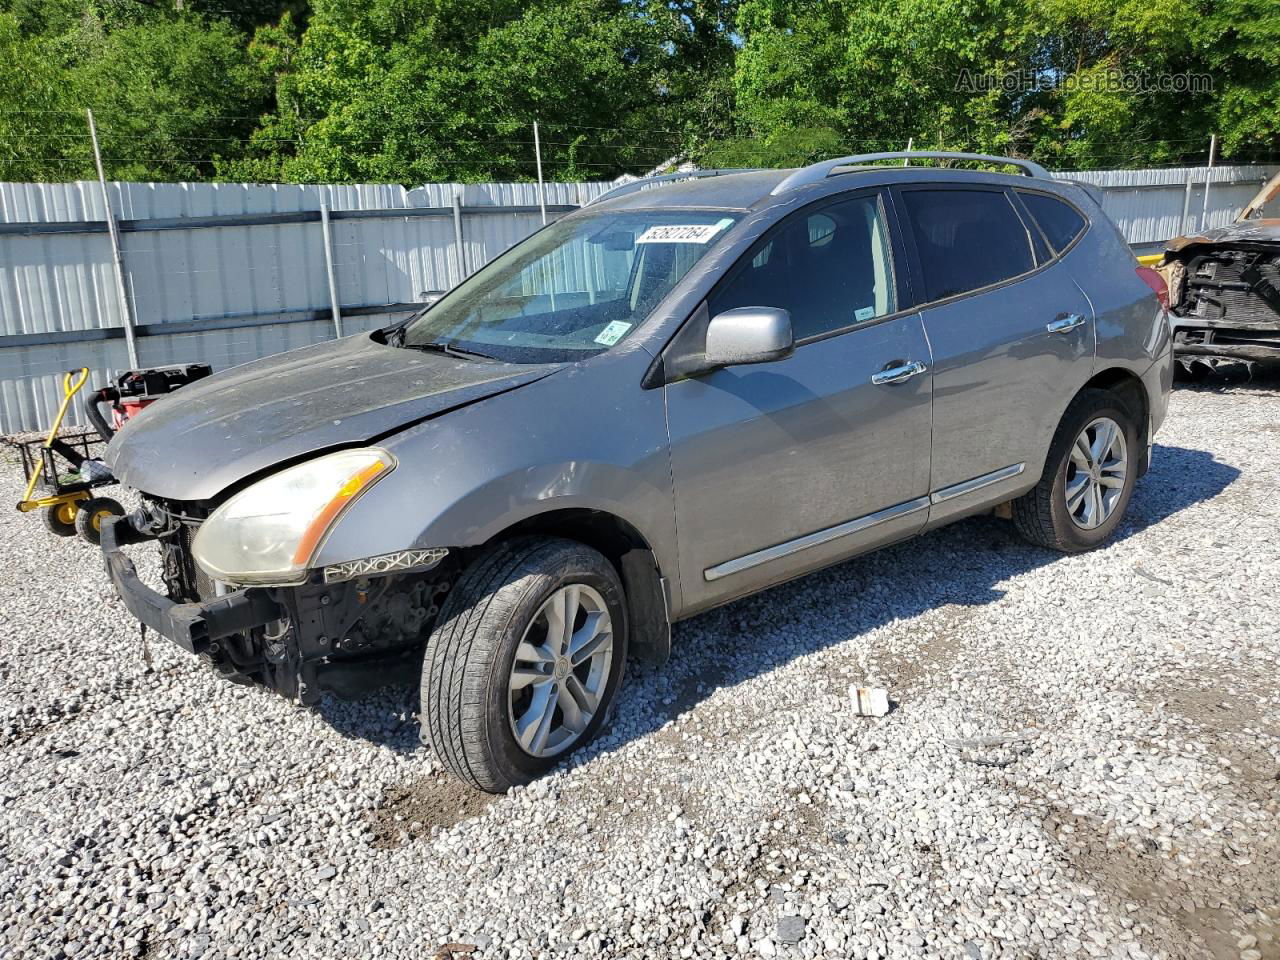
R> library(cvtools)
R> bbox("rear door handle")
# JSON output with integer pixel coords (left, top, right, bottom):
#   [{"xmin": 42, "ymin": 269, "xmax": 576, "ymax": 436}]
[
  {"xmin": 871, "ymin": 360, "xmax": 928, "ymax": 385},
  {"xmin": 1046, "ymin": 313, "xmax": 1087, "ymax": 334}
]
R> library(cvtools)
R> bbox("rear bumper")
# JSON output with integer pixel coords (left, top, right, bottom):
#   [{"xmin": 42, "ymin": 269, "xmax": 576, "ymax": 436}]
[{"xmin": 100, "ymin": 515, "xmax": 282, "ymax": 655}]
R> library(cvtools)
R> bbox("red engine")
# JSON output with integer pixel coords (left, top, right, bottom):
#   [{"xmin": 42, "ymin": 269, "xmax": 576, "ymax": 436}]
[{"xmin": 85, "ymin": 364, "xmax": 213, "ymax": 441}]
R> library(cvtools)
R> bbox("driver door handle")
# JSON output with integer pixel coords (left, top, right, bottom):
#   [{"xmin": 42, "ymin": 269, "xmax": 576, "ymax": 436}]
[
  {"xmin": 871, "ymin": 360, "xmax": 928, "ymax": 385},
  {"xmin": 1046, "ymin": 313, "xmax": 1087, "ymax": 334}
]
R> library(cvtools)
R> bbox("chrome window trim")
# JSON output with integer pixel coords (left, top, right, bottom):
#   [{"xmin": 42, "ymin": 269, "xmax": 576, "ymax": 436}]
[
  {"xmin": 1013, "ymin": 188, "xmax": 1092, "ymax": 260},
  {"xmin": 703, "ymin": 496, "xmax": 930, "ymax": 581},
  {"xmin": 710, "ymin": 188, "xmax": 907, "ymax": 347},
  {"xmin": 929, "ymin": 463, "xmax": 1026, "ymax": 504},
  {"xmin": 894, "ymin": 183, "xmax": 1045, "ymax": 310}
]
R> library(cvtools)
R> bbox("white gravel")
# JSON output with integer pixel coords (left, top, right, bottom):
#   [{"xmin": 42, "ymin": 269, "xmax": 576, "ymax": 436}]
[{"xmin": 2, "ymin": 374, "xmax": 1279, "ymax": 960}]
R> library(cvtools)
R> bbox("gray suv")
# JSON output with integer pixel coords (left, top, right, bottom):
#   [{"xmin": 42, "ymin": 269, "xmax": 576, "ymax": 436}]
[{"xmin": 101, "ymin": 152, "xmax": 1173, "ymax": 792}]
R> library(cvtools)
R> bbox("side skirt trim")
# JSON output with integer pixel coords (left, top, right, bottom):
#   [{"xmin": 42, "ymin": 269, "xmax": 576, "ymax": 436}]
[
  {"xmin": 703, "ymin": 496, "xmax": 931, "ymax": 582},
  {"xmin": 929, "ymin": 462, "xmax": 1025, "ymax": 505}
]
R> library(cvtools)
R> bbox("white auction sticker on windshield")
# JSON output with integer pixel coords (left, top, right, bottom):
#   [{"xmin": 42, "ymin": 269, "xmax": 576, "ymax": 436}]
[
  {"xmin": 594, "ymin": 320, "xmax": 633, "ymax": 346},
  {"xmin": 635, "ymin": 220, "xmax": 731, "ymax": 244}
]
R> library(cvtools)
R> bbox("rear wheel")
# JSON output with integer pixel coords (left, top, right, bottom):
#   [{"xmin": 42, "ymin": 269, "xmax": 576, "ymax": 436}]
[
  {"xmin": 1013, "ymin": 389, "xmax": 1140, "ymax": 552},
  {"xmin": 42, "ymin": 501, "xmax": 79, "ymax": 538},
  {"xmin": 421, "ymin": 537, "xmax": 628, "ymax": 792},
  {"xmin": 74, "ymin": 497, "xmax": 125, "ymax": 545}
]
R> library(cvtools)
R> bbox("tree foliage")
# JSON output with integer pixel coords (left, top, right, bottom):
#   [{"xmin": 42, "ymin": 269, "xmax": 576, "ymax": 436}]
[
  {"xmin": 0, "ymin": 0, "xmax": 1275, "ymax": 183},
  {"xmin": 719, "ymin": 0, "xmax": 1279, "ymax": 169}
]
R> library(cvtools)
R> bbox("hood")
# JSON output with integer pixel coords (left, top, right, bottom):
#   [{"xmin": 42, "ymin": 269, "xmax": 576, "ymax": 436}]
[
  {"xmin": 1165, "ymin": 219, "xmax": 1280, "ymax": 253},
  {"xmin": 107, "ymin": 333, "xmax": 561, "ymax": 501}
]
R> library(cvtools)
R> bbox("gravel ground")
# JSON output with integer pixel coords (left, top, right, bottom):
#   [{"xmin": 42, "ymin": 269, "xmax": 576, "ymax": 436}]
[{"xmin": 2, "ymin": 374, "xmax": 1279, "ymax": 960}]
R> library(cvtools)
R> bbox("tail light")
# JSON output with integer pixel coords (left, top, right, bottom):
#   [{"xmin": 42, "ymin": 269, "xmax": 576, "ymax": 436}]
[{"xmin": 1135, "ymin": 265, "xmax": 1169, "ymax": 311}]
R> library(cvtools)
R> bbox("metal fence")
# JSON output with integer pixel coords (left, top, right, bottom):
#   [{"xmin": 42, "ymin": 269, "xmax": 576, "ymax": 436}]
[
  {"xmin": 1, "ymin": 165, "xmax": 1274, "ymax": 433},
  {"xmin": 0, "ymin": 180, "xmax": 611, "ymax": 433},
  {"xmin": 1055, "ymin": 164, "xmax": 1277, "ymax": 255}
]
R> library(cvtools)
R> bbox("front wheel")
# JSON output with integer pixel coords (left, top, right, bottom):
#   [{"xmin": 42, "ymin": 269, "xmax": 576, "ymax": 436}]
[
  {"xmin": 421, "ymin": 537, "xmax": 628, "ymax": 792},
  {"xmin": 1013, "ymin": 389, "xmax": 1140, "ymax": 552}
]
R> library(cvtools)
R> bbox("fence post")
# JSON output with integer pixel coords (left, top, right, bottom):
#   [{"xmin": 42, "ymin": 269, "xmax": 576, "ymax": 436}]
[
  {"xmin": 451, "ymin": 191, "xmax": 468, "ymax": 283},
  {"xmin": 903, "ymin": 137, "xmax": 913, "ymax": 166},
  {"xmin": 86, "ymin": 109, "xmax": 139, "ymax": 369},
  {"xmin": 534, "ymin": 121, "xmax": 548, "ymax": 225},
  {"xmin": 1199, "ymin": 133, "xmax": 1217, "ymax": 231},
  {"xmin": 319, "ymin": 201, "xmax": 343, "ymax": 338},
  {"xmin": 1181, "ymin": 174, "xmax": 1194, "ymax": 234}
]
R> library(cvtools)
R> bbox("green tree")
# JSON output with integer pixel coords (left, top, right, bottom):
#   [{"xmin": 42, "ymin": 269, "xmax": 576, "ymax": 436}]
[
  {"xmin": 0, "ymin": 4, "xmax": 270, "ymax": 181},
  {"xmin": 1196, "ymin": 0, "xmax": 1280, "ymax": 157},
  {"xmin": 708, "ymin": 0, "xmax": 1278, "ymax": 170},
  {"xmin": 225, "ymin": 0, "xmax": 736, "ymax": 184},
  {"xmin": 709, "ymin": 0, "xmax": 1028, "ymax": 167},
  {"xmin": 69, "ymin": 15, "xmax": 271, "ymax": 180},
  {"xmin": 0, "ymin": 14, "xmax": 91, "ymax": 181},
  {"xmin": 1, "ymin": 0, "xmax": 1276, "ymax": 184}
]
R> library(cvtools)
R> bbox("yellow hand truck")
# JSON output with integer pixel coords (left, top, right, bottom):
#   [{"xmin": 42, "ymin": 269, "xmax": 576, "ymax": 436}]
[{"xmin": 13, "ymin": 367, "xmax": 125, "ymax": 544}]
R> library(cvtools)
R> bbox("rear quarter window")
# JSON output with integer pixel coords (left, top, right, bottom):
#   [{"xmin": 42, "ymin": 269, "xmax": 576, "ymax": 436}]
[
  {"xmin": 900, "ymin": 188, "xmax": 1035, "ymax": 302},
  {"xmin": 1019, "ymin": 192, "xmax": 1087, "ymax": 253}
]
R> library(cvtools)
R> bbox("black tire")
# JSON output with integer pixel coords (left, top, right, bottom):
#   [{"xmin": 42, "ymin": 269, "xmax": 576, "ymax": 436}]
[
  {"xmin": 42, "ymin": 502, "xmax": 78, "ymax": 538},
  {"xmin": 421, "ymin": 537, "xmax": 628, "ymax": 793},
  {"xmin": 74, "ymin": 497, "xmax": 125, "ymax": 545},
  {"xmin": 1012, "ymin": 389, "xmax": 1140, "ymax": 553}
]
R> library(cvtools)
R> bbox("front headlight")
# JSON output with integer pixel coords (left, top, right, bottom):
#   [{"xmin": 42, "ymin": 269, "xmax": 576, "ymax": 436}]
[{"xmin": 192, "ymin": 448, "xmax": 395, "ymax": 585}]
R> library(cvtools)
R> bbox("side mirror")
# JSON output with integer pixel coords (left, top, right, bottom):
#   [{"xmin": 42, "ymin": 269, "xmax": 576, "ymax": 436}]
[{"xmin": 704, "ymin": 307, "xmax": 794, "ymax": 367}]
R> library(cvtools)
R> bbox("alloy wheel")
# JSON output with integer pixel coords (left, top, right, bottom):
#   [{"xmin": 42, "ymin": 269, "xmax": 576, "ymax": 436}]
[
  {"xmin": 1065, "ymin": 416, "xmax": 1128, "ymax": 530},
  {"xmin": 507, "ymin": 584, "xmax": 614, "ymax": 758}
]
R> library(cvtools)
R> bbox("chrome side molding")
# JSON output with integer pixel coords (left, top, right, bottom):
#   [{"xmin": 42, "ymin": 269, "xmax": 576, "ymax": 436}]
[
  {"xmin": 929, "ymin": 463, "xmax": 1025, "ymax": 504},
  {"xmin": 703, "ymin": 496, "xmax": 930, "ymax": 582},
  {"xmin": 703, "ymin": 462, "xmax": 1026, "ymax": 581}
]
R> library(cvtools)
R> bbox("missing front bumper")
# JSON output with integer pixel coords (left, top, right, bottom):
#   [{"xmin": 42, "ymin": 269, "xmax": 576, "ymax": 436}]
[
  {"xmin": 100, "ymin": 515, "xmax": 283, "ymax": 655},
  {"xmin": 100, "ymin": 514, "xmax": 450, "ymax": 702}
]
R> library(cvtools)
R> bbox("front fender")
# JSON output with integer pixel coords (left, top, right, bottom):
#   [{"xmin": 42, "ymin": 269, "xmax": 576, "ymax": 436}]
[
  {"xmin": 310, "ymin": 351, "xmax": 680, "ymax": 606},
  {"xmin": 319, "ymin": 455, "xmax": 674, "ymax": 562}
]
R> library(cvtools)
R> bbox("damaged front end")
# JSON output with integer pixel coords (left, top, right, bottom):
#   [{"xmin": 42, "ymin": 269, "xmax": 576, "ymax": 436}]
[
  {"xmin": 102, "ymin": 496, "xmax": 456, "ymax": 703},
  {"xmin": 1158, "ymin": 172, "xmax": 1280, "ymax": 369}
]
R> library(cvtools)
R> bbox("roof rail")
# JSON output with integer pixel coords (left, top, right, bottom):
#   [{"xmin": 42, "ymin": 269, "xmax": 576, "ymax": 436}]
[
  {"xmin": 771, "ymin": 152, "xmax": 1051, "ymax": 195},
  {"xmin": 585, "ymin": 169, "xmax": 761, "ymax": 207}
]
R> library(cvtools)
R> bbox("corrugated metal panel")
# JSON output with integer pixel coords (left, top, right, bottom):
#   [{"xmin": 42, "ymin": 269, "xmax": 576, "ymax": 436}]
[
  {"xmin": 0, "ymin": 180, "xmax": 616, "ymax": 432},
  {"xmin": 0, "ymin": 170, "xmax": 1274, "ymax": 433},
  {"xmin": 1053, "ymin": 165, "xmax": 1278, "ymax": 248},
  {"xmin": 408, "ymin": 181, "xmax": 609, "ymax": 208}
]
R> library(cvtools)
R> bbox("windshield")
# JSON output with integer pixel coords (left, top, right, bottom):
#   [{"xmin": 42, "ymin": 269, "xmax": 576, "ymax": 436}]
[{"xmin": 402, "ymin": 209, "xmax": 741, "ymax": 363}]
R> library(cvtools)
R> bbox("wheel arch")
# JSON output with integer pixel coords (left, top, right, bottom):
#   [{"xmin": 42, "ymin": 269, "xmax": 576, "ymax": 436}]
[
  {"xmin": 1080, "ymin": 366, "xmax": 1151, "ymax": 475},
  {"xmin": 481, "ymin": 508, "xmax": 671, "ymax": 665}
]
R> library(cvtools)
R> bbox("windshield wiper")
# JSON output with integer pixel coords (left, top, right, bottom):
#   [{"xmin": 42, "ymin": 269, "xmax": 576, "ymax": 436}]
[{"xmin": 404, "ymin": 339, "xmax": 500, "ymax": 362}]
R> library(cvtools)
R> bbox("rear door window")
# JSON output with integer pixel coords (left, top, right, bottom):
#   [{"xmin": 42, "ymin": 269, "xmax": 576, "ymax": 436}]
[
  {"xmin": 899, "ymin": 188, "xmax": 1035, "ymax": 302},
  {"xmin": 1019, "ymin": 192, "xmax": 1087, "ymax": 253}
]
